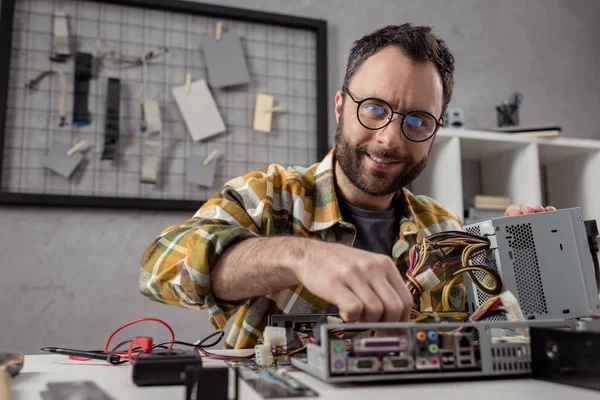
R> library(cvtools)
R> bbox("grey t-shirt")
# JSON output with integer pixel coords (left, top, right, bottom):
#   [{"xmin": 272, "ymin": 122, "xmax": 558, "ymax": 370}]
[
  {"xmin": 338, "ymin": 198, "xmax": 397, "ymax": 255},
  {"xmin": 326, "ymin": 198, "xmax": 399, "ymax": 314}
]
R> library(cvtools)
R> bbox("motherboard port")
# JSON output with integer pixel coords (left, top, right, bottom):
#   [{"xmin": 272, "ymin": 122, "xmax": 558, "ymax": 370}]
[
  {"xmin": 382, "ymin": 356, "xmax": 415, "ymax": 372},
  {"xmin": 347, "ymin": 357, "xmax": 381, "ymax": 374},
  {"xmin": 353, "ymin": 336, "xmax": 409, "ymax": 353},
  {"xmin": 439, "ymin": 349, "xmax": 455, "ymax": 369},
  {"xmin": 415, "ymin": 356, "xmax": 441, "ymax": 370}
]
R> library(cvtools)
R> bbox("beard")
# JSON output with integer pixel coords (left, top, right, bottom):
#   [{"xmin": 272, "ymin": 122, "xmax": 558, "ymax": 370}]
[{"xmin": 335, "ymin": 112, "xmax": 429, "ymax": 196}]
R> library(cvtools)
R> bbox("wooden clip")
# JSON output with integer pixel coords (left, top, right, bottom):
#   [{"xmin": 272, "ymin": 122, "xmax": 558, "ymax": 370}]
[
  {"xmin": 202, "ymin": 149, "xmax": 218, "ymax": 166},
  {"xmin": 216, "ymin": 21, "xmax": 223, "ymax": 41},
  {"xmin": 263, "ymin": 106, "xmax": 281, "ymax": 113},
  {"xmin": 67, "ymin": 140, "xmax": 86, "ymax": 156},
  {"xmin": 185, "ymin": 73, "xmax": 192, "ymax": 94}
]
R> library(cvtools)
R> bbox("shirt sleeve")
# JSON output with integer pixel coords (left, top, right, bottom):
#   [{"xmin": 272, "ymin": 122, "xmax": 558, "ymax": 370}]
[{"xmin": 138, "ymin": 171, "xmax": 268, "ymax": 331}]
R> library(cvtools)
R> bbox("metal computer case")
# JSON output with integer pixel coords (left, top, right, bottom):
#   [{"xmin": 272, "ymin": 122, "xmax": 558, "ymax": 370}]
[{"xmin": 464, "ymin": 207, "xmax": 600, "ymax": 320}]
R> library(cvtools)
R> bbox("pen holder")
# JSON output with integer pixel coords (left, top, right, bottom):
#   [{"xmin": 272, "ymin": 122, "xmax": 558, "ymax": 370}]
[{"xmin": 496, "ymin": 104, "xmax": 519, "ymax": 127}]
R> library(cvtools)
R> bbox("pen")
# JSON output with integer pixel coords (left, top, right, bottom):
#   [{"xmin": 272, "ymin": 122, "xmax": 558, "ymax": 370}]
[{"xmin": 40, "ymin": 347, "xmax": 121, "ymax": 363}]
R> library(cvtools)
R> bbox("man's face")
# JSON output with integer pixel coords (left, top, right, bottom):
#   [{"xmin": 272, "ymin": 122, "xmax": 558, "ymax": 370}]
[{"xmin": 334, "ymin": 47, "xmax": 444, "ymax": 197}]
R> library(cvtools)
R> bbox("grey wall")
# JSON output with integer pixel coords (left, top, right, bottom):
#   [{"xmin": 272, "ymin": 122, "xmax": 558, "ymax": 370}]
[{"xmin": 2, "ymin": 0, "xmax": 600, "ymax": 354}]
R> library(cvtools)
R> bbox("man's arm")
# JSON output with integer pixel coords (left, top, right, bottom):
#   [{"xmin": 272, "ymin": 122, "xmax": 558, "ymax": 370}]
[
  {"xmin": 139, "ymin": 172, "xmax": 266, "ymax": 331},
  {"xmin": 211, "ymin": 233, "xmax": 415, "ymax": 324},
  {"xmin": 211, "ymin": 236, "xmax": 304, "ymax": 301}
]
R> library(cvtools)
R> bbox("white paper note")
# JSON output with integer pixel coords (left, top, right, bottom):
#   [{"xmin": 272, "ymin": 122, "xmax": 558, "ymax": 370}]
[{"xmin": 172, "ymin": 79, "xmax": 226, "ymax": 142}]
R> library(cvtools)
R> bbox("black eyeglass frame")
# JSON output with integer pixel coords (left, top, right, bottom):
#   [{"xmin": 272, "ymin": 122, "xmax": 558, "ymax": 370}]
[{"xmin": 343, "ymin": 86, "xmax": 443, "ymax": 143}]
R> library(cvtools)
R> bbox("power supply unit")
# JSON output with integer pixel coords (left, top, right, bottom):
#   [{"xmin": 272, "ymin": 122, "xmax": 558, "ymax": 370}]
[{"xmin": 464, "ymin": 207, "xmax": 600, "ymax": 321}]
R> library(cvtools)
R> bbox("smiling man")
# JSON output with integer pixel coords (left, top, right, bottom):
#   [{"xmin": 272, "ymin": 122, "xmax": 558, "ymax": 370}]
[{"xmin": 139, "ymin": 24, "xmax": 553, "ymax": 349}]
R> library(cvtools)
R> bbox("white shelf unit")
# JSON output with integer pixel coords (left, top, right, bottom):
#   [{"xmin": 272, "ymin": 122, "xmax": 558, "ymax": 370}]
[{"xmin": 410, "ymin": 128, "xmax": 600, "ymax": 224}]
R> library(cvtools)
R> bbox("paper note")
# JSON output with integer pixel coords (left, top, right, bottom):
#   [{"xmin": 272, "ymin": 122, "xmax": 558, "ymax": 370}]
[
  {"xmin": 200, "ymin": 34, "xmax": 250, "ymax": 89},
  {"xmin": 172, "ymin": 79, "xmax": 226, "ymax": 142},
  {"xmin": 44, "ymin": 142, "xmax": 84, "ymax": 178},
  {"xmin": 186, "ymin": 154, "xmax": 218, "ymax": 187},
  {"xmin": 253, "ymin": 93, "xmax": 275, "ymax": 133}
]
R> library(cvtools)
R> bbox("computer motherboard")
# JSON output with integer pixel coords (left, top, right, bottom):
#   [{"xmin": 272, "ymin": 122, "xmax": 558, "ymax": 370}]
[{"xmin": 288, "ymin": 319, "xmax": 575, "ymax": 383}]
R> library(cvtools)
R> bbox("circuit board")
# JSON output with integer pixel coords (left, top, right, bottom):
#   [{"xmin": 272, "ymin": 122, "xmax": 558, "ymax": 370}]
[{"xmin": 229, "ymin": 361, "xmax": 318, "ymax": 399}]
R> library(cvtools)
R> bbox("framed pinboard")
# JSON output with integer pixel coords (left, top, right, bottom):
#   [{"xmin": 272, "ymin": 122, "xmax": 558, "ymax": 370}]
[{"xmin": 0, "ymin": 0, "xmax": 328, "ymax": 210}]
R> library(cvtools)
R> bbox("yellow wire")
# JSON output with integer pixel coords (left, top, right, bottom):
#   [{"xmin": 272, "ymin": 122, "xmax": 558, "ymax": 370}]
[{"xmin": 273, "ymin": 345, "xmax": 307, "ymax": 360}]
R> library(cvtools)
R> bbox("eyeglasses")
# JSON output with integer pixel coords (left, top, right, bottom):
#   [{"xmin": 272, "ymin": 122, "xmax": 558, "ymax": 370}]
[{"xmin": 344, "ymin": 87, "xmax": 442, "ymax": 143}]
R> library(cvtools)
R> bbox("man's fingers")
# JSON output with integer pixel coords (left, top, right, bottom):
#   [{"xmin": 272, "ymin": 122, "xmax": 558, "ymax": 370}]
[
  {"xmin": 383, "ymin": 262, "xmax": 414, "ymax": 321},
  {"xmin": 545, "ymin": 206, "xmax": 557, "ymax": 212},
  {"xmin": 344, "ymin": 267, "xmax": 384, "ymax": 322},
  {"xmin": 398, "ymin": 288, "xmax": 414, "ymax": 322},
  {"xmin": 532, "ymin": 205, "xmax": 545, "ymax": 213},
  {"xmin": 520, "ymin": 206, "xmax": 535, "ymax": 214},
  {"xmin": 504, "ymin": 204, "xmax": 522, "ymax": 216},
  {"xmin": 370, "ymin": 278, "xmax": 404, "ymax": 322},
  {"xmin": 334, "ymin": 285, "xmax": 364, "ymax": 322}
]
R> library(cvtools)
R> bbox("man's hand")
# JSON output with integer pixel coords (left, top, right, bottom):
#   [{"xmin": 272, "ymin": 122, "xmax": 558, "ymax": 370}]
[
  {"xmin": 294, "ymin": 241, "xmax": 413, "ymax": 323},
  {"xmin": 504, "ymin": 204, "xmax": 557, "ymax": 216}
]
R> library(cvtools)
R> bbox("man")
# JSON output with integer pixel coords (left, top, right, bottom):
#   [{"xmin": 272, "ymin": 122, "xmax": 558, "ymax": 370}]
[{"xmin": 139, "ymin": 24, "xmax": 554, "ymax": 349}]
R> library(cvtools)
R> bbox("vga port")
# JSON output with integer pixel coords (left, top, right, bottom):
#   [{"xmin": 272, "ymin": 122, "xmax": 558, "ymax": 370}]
[
  {"xmin": 347, "ymin": 357, "xmax": 381, "ymax": 374},
  {"xmin": 382, "ymin": 356, "xmax": 415, "ymax": 372}
]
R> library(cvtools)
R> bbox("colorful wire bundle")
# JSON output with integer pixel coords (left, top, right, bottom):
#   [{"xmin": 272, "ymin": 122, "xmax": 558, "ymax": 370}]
[{"xmin": 405, "ymin": 230, "xmax": 504, "ymax": 320}]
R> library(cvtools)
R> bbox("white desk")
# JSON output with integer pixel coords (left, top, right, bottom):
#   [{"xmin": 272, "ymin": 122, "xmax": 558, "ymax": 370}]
[{"xmin": 11, "ymin": 354, "xmax": 599, "ymax": 400}]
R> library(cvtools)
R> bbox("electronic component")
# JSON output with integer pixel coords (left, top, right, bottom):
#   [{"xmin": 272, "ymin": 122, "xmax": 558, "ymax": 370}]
[
  {"xmin": 290, "ymin": 319, "xmax": 575, "ymax": 383},
  {"xmin": 132, "ymin": 350, "xmax": 202, "ymax": 386},
  {"xmin": 263, "ymin": 326, "xmax": 286, "ymax": 347},
  {"xmin": 347, "ymin": 357, "xmax": 380, "ymax": 374},
  {"xmin": 268, "ymin": 313, "xmax": 340, "ymax": 346},
  {"xmin": 237, "ymin": 364, "xmax": 317, "ymax": 398},
  {"xmin": 442, "ymin": 332, "xmax": 476, "ymax": 368},
  {"xmin": 464, "ymin": 207, "xmax": 600, "ymax": 321},
  {"xmin": 353, "ymin": 336, "xmax": 409, "ymax": 353},
  {"xmin": 415, "ymin": 268, "xmax": 440, "ymax": 292},
  {"xmin": 183, "ymin": 365, "xmax": 238, "ymax": 400},
  {"xmin": 414, "ymin": 329, "xmax": 440, "ymax": 370},
  {"xmin": 382, "ymin": 355, "xmax": 415, "ymax": 372},
  {"xmin": 531, "ymin": 326, "xmax": 600, "ymax": 392},
  {"xmin": 101, "ymin": 78, "xmax": 120, "ymax": 160},
  {"xmin": 73, "ymin": 52, "xmax": 93, "ymax": 126},
  {"xmin": 254, "ymin": 344, "xmax": 274, "ymax": 367}
]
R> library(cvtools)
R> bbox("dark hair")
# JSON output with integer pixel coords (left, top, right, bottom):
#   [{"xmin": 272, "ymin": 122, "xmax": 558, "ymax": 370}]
[{"xmin": 342, "ymin": 24, "xmax": 455, "ymax": 115}]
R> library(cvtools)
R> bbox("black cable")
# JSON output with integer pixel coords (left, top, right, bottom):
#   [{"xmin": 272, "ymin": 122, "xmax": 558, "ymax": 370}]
[
  {"xmin": 427, "ymin": 230, "xmax": 490, "ymax": 243},
  {"xmin": 107, "ymin": 339, "xmax": 135, "ymax": 365},
  {"xmin": 151, "ymin": 330, "xmax": 225, "ymax": 352}
]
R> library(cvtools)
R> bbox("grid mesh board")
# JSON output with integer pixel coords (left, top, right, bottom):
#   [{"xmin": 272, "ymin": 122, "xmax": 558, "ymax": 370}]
[{"xmin": 1, "ymin": 0, "xmax": 319, "ymax": 201}]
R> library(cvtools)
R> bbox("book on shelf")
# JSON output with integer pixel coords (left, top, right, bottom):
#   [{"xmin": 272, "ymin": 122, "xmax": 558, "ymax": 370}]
[
  {"xmin": 464, "ymin": 207, "xmax": 506, "ymax": 225},
  {"xmin": 468, "ymin": 195, "xmax": 511, "ymax": 210},
  {"xmin": 493, "ymin": 125, "xmax": 561, "ymax": 138}
]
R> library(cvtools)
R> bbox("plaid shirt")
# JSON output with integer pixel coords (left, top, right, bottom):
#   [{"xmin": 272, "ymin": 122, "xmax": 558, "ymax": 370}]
[{"xmin": 139, "ymin": 149, "xmax": 463, "ymax": 348}]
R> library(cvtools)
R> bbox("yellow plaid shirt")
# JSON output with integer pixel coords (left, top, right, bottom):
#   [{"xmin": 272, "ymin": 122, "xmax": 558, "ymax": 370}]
[{"xmin": 139, "ymin": 149, "xmax": 463, "ymax": 348}]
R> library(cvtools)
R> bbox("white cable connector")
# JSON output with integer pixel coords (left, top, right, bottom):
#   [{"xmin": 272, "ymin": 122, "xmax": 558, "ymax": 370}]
[
  {"xmin": 326, "ymin": 316, "xmax": 344, "ymax": 324},
  {"xmin": 254, "ymin": 344, "xmax": 274, "ymax": 366},
  {"xmin": 415, "ymin": 269, "xmax": 440, "ymax": 292},
  {"xmin": 499, "ymin": 291, "xmax": 525, "ymax": 322},
  {"xmin": 263, "ymin": 327, "xmax": 286, "ymax": 347}
]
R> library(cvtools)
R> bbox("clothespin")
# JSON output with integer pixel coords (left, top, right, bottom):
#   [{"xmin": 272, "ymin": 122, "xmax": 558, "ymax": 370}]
[
  {"xmin": 215, "ymin": 21, "xmax": 223, "ymax": 41},
  {"xmin": 202, "ymin": 149, "xmax": 218, "ymax": 166},
  {"xmin": 185, "ymin": 73, "xmax": 192, "ymax": 94},
  {"xmin": 263, "ymin": 105, "xmax": 281, "ymax": 113},
  {"xmin": 67, "ymin": 140, "xmax": 86, "ymax": 156}
]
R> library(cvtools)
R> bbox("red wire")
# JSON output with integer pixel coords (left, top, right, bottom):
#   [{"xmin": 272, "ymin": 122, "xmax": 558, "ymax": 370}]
[
  {"xmin": 68, "ymin": 317, "xmax": 175, "ymax": 362},
  {"xmin": 103, "ymin": 317, "xmax": 175, "ymax": 353}
]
